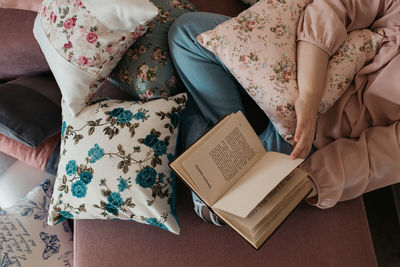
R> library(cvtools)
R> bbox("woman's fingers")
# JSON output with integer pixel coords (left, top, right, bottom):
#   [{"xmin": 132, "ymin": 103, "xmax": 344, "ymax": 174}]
[
  {"xmin": 292, "ymin": 118, "xmax": 306, "ymax": 157},
  {"xmin": 294, "ymin": 114, "xmax": 305, "ymax": 142},
  {"xmin": 292, "ymin": 98, "xmax": 317, "ymax": 159},
  {"xmin": 294, "ymin": 125, "xmax": 302, "ymax": 142},
  {"xmin": 291, "ymin": 128, "xmax": 312, "ymax": 159}
]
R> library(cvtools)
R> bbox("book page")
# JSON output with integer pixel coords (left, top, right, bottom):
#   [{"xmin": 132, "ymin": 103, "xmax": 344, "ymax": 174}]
[
  {"xmin": 169, "ymin": 114, "xmax": 234, "ymax": 206},
  {"xmin": 182, "ymin": 111, "xmax": 265, "ymax": 205},
  {"xmin": 217, "ymin": 168, "xmax": 309, "ymax": 231},
  {"xmin": 213, "ymin": 173, "xmax": 313, "ymax": 249},
  {"xmin": 212, "ymin": 152, "xmax": 304, "ymax": 218},
  {"xmin": 251, "ymin": 178, "xmax": 313, "ymax": 248}
]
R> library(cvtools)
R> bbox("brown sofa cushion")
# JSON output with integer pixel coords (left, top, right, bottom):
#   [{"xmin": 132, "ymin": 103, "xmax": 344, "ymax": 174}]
[
  {"xmin": 0, "ymin": 8, "xmax": 49, "ymax": 79},
  {"xmin": 74, "ymin": 181, "xmax": 377, "ymax": 267}
]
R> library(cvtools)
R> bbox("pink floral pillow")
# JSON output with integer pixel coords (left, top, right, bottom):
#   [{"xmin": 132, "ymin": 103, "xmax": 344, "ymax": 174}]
[
  {"xmin": 197, "ymin": 0, "xmax": 383, "ymax": 143},
  {"xmin": 33, "ymin": 0, "xmax": 159, "ymax": 116}
]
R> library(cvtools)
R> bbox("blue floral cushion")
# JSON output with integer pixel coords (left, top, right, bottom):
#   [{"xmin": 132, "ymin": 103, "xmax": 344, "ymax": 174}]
[
  {"xmin": 109, "ymin": 0, "xmax": 195, "ymax": 100},
  {"xmin": 0, "ymin": 178, "xmax": 73, "ymax": 266},
  {"xmin": 48, "ymin": 94, "xmax": 187, "ymax": 234}
]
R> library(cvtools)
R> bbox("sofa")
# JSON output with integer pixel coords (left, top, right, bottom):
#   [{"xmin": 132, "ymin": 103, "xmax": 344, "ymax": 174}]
[{"xmin": 0, "ymin": 0, "xmax": 378, "ymax": 266}]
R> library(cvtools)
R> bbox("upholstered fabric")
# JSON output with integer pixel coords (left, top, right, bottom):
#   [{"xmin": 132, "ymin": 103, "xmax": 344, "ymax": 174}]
[
  {"xmin": 48, "ymin": 94, "xmax": 187, "ymax": 234},
  {"xmin": 197, "ymin": 0, "xmax": 383, "ymax": 143},
  {"xmin": 74, "ymin": 182, "xmax": 377, "ymax": 267},
  {"xmin": 0, "ymin": 179, "xmax": 73, "ymax": 266},
  {"xmin": 188, "ymin": 0, "xmax": 247, "ymax": 17},
  {"xmin": 109, "ymin": 0, "xmax": 195, "ymax": 101},
  {"xmin": 0, "ymin": 0, "xmax": 42, "ymax": 11},
  {"xmin": 0, "ymin": 8, "xmax": 49, "ymax": 79},
  {"xmin": 240, "ymin": 0, "xmax": 258, "ymax": 5},
  {"xmin": 33, "ymin": 0, "xmax": 159, "ymax": 116}
]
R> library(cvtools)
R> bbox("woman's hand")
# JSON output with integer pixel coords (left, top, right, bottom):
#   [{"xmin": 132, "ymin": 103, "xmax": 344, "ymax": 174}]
[
  {"xmin": 290, "ymin": 96, "xmax": 318, "ymax": 159},
  {"xmin": 292, "ymin": 41, "xmax": 330, "ymax": 159}
]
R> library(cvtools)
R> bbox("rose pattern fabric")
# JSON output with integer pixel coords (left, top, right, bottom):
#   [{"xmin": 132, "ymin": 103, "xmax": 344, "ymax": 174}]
[
  {"xmin": 48, "ymin": 93, "xmax": 187, "ymax": 234},
  {"xmin": 109, "ymin": 0, "xmax": 196, "ymax": 101},
  {"xmin": 36, "ymin": 0, "xmax": 156, "ymax": 115},
  {"xmin": 197, "ymin": 0, "xmax": 383, "ymax": 143},
  {"xmin": 40, "ymin": 0, "xmax": 147, "ymax": 76}
]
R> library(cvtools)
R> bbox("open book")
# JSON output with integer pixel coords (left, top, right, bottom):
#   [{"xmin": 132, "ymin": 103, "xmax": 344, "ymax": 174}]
[{"xmin": 170, "ymin": 111, "xmax": 314, "ymax": 249}]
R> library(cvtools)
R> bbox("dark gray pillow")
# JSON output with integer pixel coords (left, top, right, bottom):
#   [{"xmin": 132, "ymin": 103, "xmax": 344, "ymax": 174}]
[
  {"xmin": 109, "ymin": 0, "xmax": 195, "ymax": 100},
  {"xmin": 0, "ymin": 80, "xmax": 61, "ymax": 148}
]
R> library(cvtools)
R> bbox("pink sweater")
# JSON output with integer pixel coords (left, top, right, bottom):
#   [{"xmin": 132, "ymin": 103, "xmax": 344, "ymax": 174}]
[{"xmin": 297, "ymin": 0, "xmax": 400, "ymax": 208}]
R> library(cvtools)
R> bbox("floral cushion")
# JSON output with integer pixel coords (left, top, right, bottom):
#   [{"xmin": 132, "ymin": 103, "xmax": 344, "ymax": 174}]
[
  {"xmin": 197, "ymin": 0, "xmax": 383, "ymax": 143},
  {"xmin": 33, "ymin": 0, "xmax": 159, "ymax": 116},
  {"xmin": 48, "ymin": 93, "xmax": 187, "ymax": 234},
  {"xmin": 0, "ymin": 178, "xmax": 73, "ymax": 267},
  {"xmin": 109, "ymin": 0, "xmax": 195, "ymax": 101}
]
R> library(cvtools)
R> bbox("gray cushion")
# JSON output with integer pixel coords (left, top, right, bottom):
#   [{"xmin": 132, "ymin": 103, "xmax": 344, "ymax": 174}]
[{"xmin": 0, "ymin": 82, "xmax": 61, "ymax": 148}]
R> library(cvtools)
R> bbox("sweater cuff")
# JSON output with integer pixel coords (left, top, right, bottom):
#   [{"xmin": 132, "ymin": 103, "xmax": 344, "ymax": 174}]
[{"xmin": 299, "ymin": 159, "xmax": 340, "ymax": 209}]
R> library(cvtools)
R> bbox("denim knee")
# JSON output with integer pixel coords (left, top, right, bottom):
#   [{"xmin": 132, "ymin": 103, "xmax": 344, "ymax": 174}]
[
  {"xmin": 168, "ymin": 13, "xmax": 200, "ymax": 51},
  {"xmin": 168, "ymin": 12, "xmax": 231, "ymax": 56}
]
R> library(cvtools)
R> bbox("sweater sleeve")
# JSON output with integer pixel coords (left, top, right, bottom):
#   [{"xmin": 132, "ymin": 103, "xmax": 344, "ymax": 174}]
[
  {"xmin": 299, "ymin": 122, "xmax": 400, "ymax": 209},
  {"xmin": 297, "ymin": 0, "xmax": 384, "ymax": 56}
]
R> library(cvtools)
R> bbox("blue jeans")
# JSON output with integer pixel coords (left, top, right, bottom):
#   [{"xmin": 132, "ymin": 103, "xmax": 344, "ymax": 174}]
[{"xmin": 169, "ymin": 12, "xmax": 296, "ymax": 221}]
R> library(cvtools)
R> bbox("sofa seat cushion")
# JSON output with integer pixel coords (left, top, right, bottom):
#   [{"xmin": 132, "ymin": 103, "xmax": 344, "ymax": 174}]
[
  {"xmin": 74, "ymin": 181, "xmax": 377, "ymax": 267},
  {"xmin": 0, "ymin": 8, "xmax": 50, "ymax": 79},
  {"xmin": 0, "ymin": 0, "xmax": 42, "ymax": 12}
]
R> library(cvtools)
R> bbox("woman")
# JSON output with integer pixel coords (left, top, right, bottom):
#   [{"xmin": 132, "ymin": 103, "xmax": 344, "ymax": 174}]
[{"xmin": 168, "ymin": 0, "xmax": 400, "ymax": 224}]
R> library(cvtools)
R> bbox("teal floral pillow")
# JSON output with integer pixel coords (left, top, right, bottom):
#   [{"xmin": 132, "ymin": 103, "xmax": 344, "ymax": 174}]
[
  {"xmin": 109, "ymin": 0, "xmax": 195, "ymax": 100},
  {"xmin": 48, "ymin": 94, "xmax": 187, "ymax": 234}
]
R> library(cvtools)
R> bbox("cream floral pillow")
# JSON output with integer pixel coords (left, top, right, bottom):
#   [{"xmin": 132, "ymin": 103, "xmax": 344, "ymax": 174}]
[
  {"xmin": 197, "ymin": 0, "xmax": 383, "ymax": 143},
  {"xmin": 33, "ymin": 0, "xmax": 159, "ymax": 116},
  {"xmin": 48, "ymin": 94, "xmax": 186, "ymax": 234}
]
